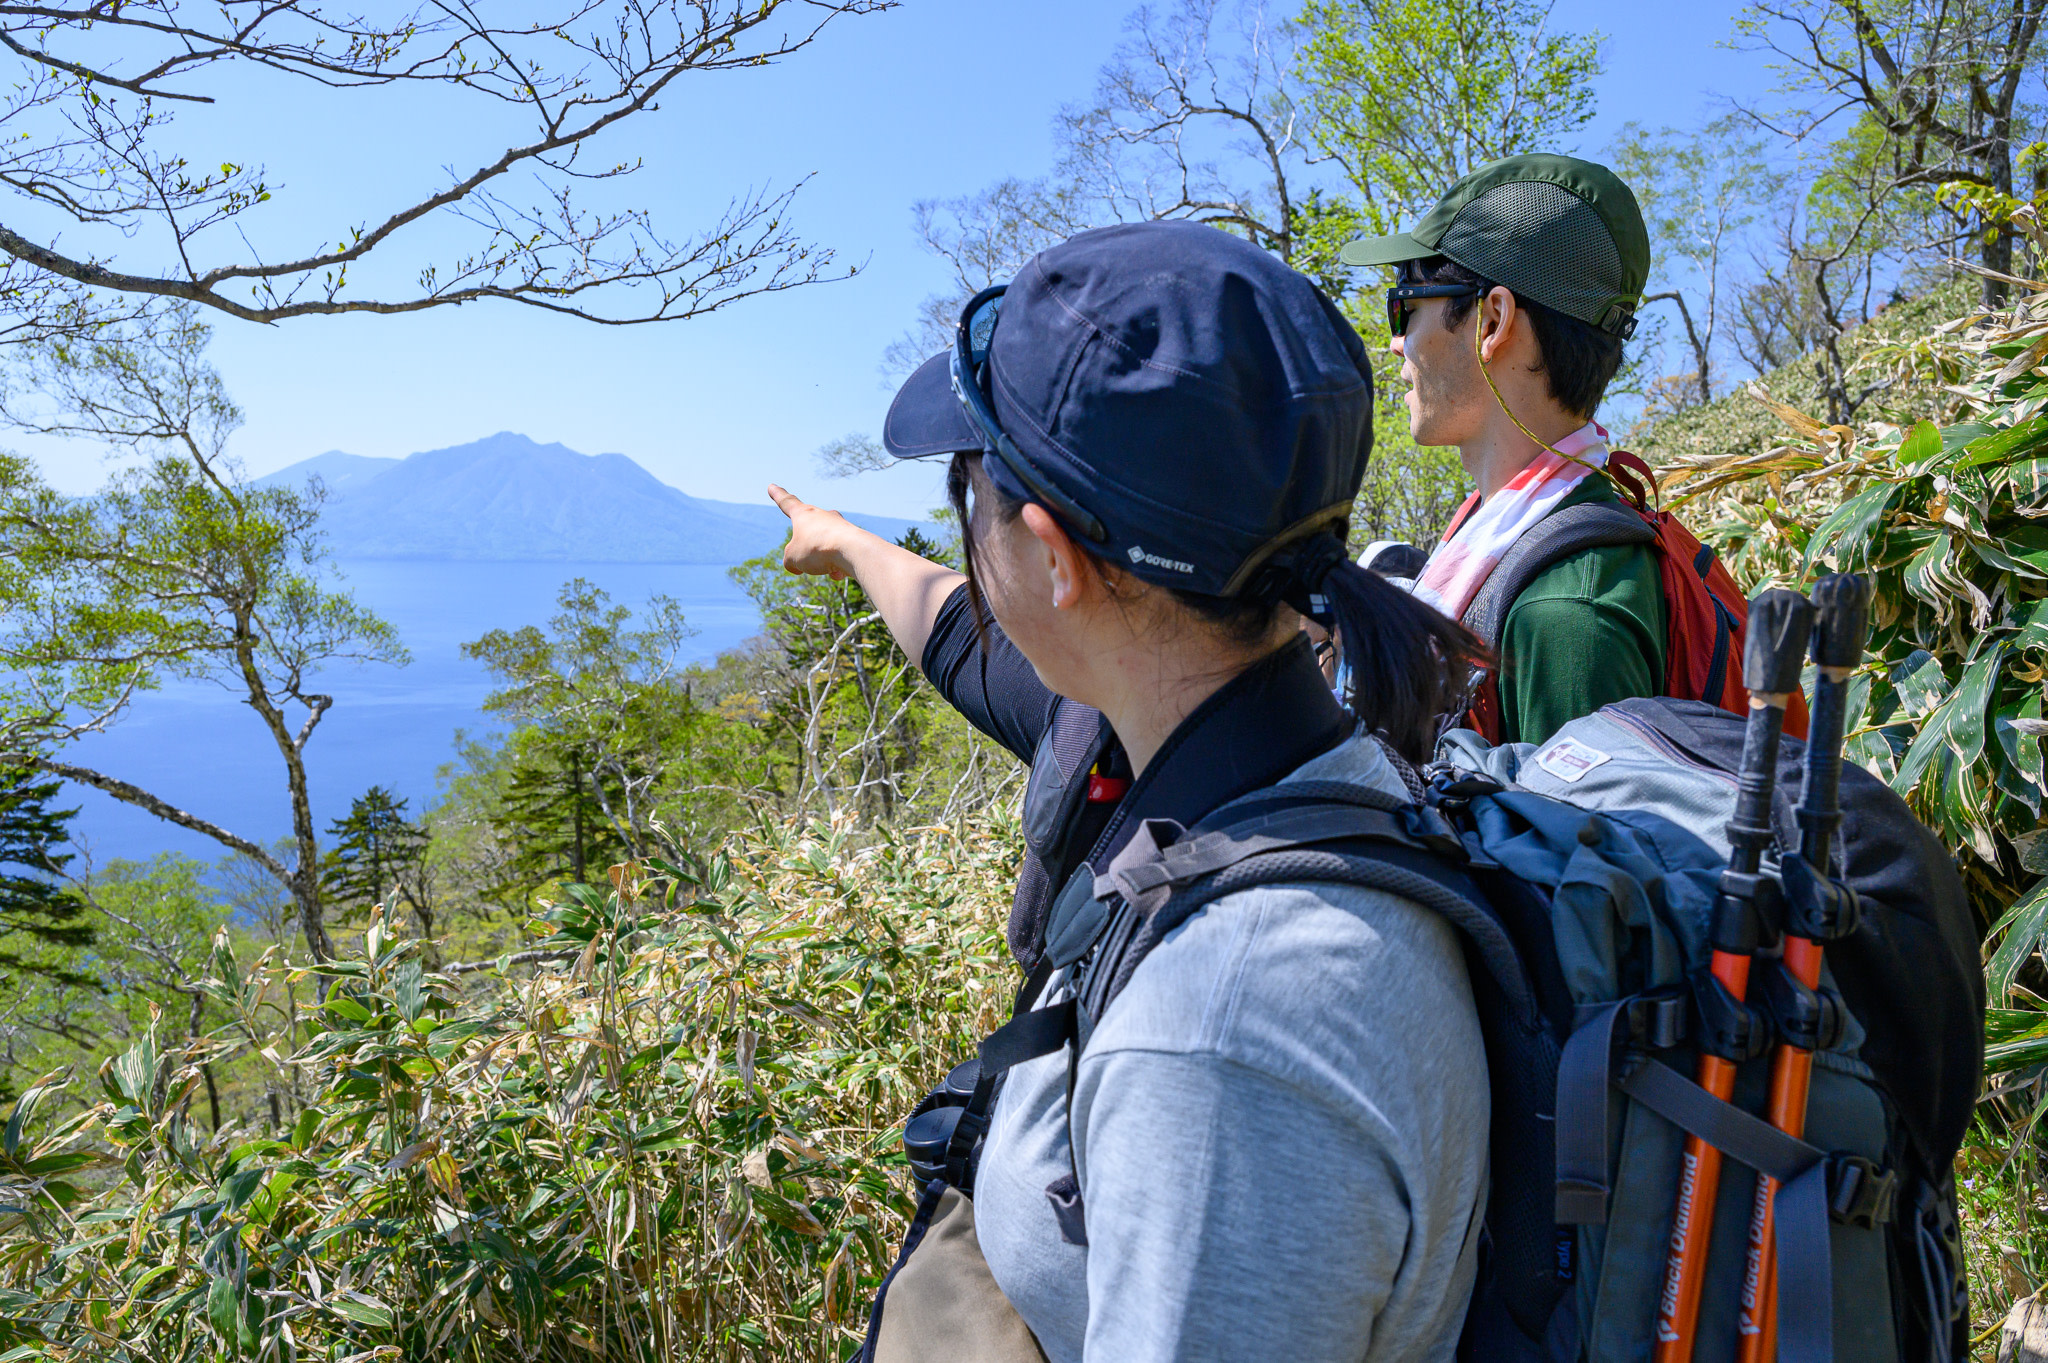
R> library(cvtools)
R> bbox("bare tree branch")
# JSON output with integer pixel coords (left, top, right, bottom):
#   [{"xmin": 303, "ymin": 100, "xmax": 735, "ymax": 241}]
[
  {"xmin": 0, "ymin": 0, "xmax": 890, "ymax": 339},
  {"xmin": 3, "ymin": 751, "xmax": 286, "ymax": 875}
]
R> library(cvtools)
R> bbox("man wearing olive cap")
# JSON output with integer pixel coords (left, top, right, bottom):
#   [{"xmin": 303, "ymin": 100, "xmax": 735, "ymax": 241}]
[{"xmin": 1343, "ymin": 153, "xmax": 1662, "ymax": 746}]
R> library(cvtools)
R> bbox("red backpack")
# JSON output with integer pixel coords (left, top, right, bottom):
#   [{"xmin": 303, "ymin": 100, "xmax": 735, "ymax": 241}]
[{"xmin": 1453, "ymin": 449, "xmax": 1809, "ymax": 743}]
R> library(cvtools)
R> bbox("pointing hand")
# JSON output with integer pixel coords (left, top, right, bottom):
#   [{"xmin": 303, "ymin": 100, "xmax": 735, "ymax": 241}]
[{"xmin": 768, "ymin": 484, "xmax": 854, "ymax": 580}]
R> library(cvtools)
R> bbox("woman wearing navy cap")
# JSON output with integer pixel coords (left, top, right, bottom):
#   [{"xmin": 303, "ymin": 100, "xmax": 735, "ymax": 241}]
[{"xmin": 770, "ymin": 221, "xmax": 1489, "ymax": 1362}]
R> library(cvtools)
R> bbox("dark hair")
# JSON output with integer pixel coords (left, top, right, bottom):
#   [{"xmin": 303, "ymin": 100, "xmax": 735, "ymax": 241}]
[
  {"xmin": 948, "ymin": 452, "xmax": 1489, "ymax": 762},
  {"xmin": 1404, "ymin": 255, "xmax": 1625, "ymax": 418}
]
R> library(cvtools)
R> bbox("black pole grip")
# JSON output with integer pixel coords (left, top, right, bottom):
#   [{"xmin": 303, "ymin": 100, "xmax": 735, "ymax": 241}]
[
  {"xmin": 1744, "ymin": 588, "xmax": 1815, "ymax": 697},
  {"xmin": 1715, "ymin": 591, "xmax": 1812, "ymax": 954},
  {"xmin": 1809, "ymin": 574, "xmax": 1872, "ymax": 673},
  {"xmin": 1797, "ymin": 574, "xmax": 1873, "ymax": 874}
]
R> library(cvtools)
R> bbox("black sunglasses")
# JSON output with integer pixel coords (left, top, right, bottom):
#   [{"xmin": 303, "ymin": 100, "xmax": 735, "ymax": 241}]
[
  {"xmin": 950, "ymin": 285, "xmax": 1107, "ymax": 543},
  {"xmin": 1385, "ymin": 282, "xmax": 1482, "ymax": 337}
]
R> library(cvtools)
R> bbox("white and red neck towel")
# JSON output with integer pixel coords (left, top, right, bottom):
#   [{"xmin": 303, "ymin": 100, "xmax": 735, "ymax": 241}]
[{"xmin": 1409, "ymin": 421, "xmax": 1611, "ymax": 621}]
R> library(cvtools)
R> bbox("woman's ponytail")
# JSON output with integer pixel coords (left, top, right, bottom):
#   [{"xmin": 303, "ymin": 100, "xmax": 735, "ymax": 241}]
[{"xmin": 1308, "ymin": 551, "xmax": 1491, "ymax": 764}]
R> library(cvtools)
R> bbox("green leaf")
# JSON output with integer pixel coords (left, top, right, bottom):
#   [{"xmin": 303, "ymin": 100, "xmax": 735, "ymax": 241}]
[
  {"xmin": 1960, "ymin": 411, "xmax": 2048, "ymax": 467},
  {"xmin": 1995, "ymin": 688, "xmax": 2045, "ymax": 816},
  {"xmin": 1892, "ymin": 650, "xmax": 1950, "ymax": 717},
  {"xmin": 324, "ymin": 1292, "xmax": 392, "ymax": 1327},
  {"xmin": 1986, "ymin": 878, "xmax": 2048, "ymax": 1001},
  {"xmin": 1947, "ymin": 645, "xmax": 2005, "ymax": 766},
  {"xmin": 1984, "ymin": 1005, "xmax": 2048, "ymax": 1073},
  {"xmin": 1900, "ymin": 418, "xmax": 1943, "ymax": 467},
  {"xmin": 321, "ymin": 996, "xmax": 373, "ymax": 1024},
  {"xmin": 1803, "ymin": 482, "xmax": 1898, "ymax": 571},
  {"xmin": 102, "ymin": 1033, "xmax": 159, "ymax": 1110},
  {"xmin": 219, "ymin": 1167, "xmax": 265, "ymax": 1212},
  {"xmin": 206, "ymin": 1274, "xmax": 241, "ymax": 1354},
  {"xmin": 1901, "ymin": 532, "xmax": 1957, "ymax": 611},
  {"xmin": 395, "ymin": 959, "xmax": 424, "ymax": 1023},
  {"xmin": 2, "ymin": 1074, "xmax": 60, "ymax": 1160},
  {"xmin": 1967, "ymin": 536, "xmax": 2048, "ymax": 579}
]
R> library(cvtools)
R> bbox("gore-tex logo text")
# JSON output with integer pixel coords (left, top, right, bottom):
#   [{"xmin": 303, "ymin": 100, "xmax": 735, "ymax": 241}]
[{"xmin": 1126, "ymin": 544, "xmax": 1194, "ymax": 574}]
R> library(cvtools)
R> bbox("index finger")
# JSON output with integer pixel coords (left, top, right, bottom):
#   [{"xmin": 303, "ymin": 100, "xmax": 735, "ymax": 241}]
[{"xmin": 766, "ymin": 483, "xmax": 808, "ymax": 518}]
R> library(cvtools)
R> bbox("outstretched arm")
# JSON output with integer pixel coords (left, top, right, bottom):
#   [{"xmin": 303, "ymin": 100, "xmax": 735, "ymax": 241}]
[{"xmin": 768, "ymin": 483, "xmax": 966, "ymax": 665}]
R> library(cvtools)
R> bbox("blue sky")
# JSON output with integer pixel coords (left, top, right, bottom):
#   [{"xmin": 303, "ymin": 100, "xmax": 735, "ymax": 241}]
[{"xmin": 27, "ymin": 1, "xmax": 1779, "ymax": 520}]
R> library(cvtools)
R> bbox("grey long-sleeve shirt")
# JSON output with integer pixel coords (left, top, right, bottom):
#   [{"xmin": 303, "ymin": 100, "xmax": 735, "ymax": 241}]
[{"xmin": 973, "ymin": 734, "xmax": 1490, "ymax": 1362}]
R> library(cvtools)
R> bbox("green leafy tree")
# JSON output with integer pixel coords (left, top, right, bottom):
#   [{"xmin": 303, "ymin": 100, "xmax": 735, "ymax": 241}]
[
  {"xmin": 0, "ymin": 855, "xmax": 233, "ymax": 1107},
  {"xmin": 324, "ymin": 787, "xmax": 434, "ymax": 941},
  {"xmin": 1735, "ymin": 0, "xmax": 2048, "ymax": 306},
  {"xmin": 0, "ymin": 311, "xmax": 408, "ymax": 962},
  {"xmin": 464, "ymin": 579, "xmax": 699, "ymax": 871},
  {"xmin": 1296, "ymin": 0, "xmax": 1601, "ymax": 242},
  {"xmin": 885, "ymin": 0, "xmax": 1592, "ymax": 547},
  {"xmin": 728, "ymin": 544, "xmax": 955, "ymax": 821},
  {"xmin": 1297, "ymin": 0, "xmax": 1601, "ymax": 540},
  {"xmin": 490, "ymin": 739, "xmax": 631, "ymax": 901}
]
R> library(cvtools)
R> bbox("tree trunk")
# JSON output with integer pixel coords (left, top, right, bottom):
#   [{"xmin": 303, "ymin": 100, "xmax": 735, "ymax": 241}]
[
  {"xmin": 1984, "ymin": 132, "xmax": 2016, "ymax": 308},
  {"xmin": 287, "ymin": 773, "xmax": 332, "ymax": 963},
  {"xmin": 570, "ymin": 750, "xmax": 587, "ymax": 884}
]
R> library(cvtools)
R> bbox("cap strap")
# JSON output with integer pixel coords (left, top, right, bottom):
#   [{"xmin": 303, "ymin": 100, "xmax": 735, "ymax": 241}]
[{"xmin": 1219, "ymin": 500, "xmax": 1353, "ymax": 599}]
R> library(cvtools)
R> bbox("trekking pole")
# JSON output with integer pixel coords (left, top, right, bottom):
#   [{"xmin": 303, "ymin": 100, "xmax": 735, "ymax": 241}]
[
  {"xmin": 1653, "ymin": 588, "xmax": 1813, "ymax": 1363},
  {"xmin": 1737, "ymin": 573, "xmax": 1871, "ymax": 1363}
]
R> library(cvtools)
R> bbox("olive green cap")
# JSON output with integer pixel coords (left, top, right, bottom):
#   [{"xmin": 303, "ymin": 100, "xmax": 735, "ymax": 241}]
[{"xmin": 1340, "ymin": 153, "xmax": 1650, "ymax": 337}]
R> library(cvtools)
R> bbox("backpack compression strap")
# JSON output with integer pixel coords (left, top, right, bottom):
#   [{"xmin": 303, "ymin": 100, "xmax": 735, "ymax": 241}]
[{"xmin": 1555, "ymin": 997, "xmax": 1848, "ymax": 1363}]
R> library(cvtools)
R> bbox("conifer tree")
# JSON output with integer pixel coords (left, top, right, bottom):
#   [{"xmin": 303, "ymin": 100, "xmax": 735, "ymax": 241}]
[
  {"xmin": 323, "ymin": 786, "xmax": 433, "ymax": 940},
  {"xmin": 0, "ymin": 765, "xmax": 91, "ymax": 984}
]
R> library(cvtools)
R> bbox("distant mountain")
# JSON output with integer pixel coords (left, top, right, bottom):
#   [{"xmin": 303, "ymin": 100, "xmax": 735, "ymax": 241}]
[
  {"xmin": 274, "ymin": 451, "xmax": 402, "ymax": 495},
  {"xmin": 257, "ymin": 433, "xmax": 926, "ymax": 563}
]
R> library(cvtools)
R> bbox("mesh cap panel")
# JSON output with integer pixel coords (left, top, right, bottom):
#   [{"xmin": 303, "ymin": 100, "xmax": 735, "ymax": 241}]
[{"xmin": 1440, "ymin": 180, "xmax": 1629, "ymax": 329}]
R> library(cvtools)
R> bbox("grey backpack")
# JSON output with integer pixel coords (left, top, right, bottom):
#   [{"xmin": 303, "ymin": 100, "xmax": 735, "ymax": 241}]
[{"xmin": 946, "ymin": 696, "xmax": 1980, "ymax": 1363}]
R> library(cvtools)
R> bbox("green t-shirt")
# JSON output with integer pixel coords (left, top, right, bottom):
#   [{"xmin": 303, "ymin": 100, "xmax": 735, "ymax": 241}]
[{"xmin": 1496, "ymin": 475, "xmax": 1666, "ymax": 746}]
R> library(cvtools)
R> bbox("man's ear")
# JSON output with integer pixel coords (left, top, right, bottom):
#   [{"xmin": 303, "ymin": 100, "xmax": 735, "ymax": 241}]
[
  {"xmin": 1477, "ymin": 285, "xmax": 1520, "ymax": 364},
  {"xmin": 1019, "ymin": 503, "xmax": 1091, "ymax": 609}
]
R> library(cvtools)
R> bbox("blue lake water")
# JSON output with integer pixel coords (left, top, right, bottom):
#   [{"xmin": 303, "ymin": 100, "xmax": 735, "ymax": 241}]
[{"xmin": 60, "ymin": 560, "xmax": 762, "ymax": 867}]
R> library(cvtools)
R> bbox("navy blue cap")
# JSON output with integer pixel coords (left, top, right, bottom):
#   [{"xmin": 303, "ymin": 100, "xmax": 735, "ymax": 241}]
[{"xmin": 881, "ymin": 220, "xmax": 1374, "ymax": 599}]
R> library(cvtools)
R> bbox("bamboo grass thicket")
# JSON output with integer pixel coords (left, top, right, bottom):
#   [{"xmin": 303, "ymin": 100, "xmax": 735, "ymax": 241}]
[
  {"xmin": 1653, "ymin": 253, "xmax": 2048, "ymax": 1337},
  {"xmin": 0, "ymin": 815, "xmax": 1020, "ymax": 1361}
]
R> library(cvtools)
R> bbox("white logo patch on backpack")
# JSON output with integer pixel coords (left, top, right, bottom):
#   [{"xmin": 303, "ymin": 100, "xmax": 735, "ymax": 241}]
[{"xmin": 1534, "ymin": 736, "xmax": 1613, "ymax": 783}]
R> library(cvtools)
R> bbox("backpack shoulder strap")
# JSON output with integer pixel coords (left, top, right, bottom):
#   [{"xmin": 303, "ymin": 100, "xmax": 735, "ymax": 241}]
[
  {"xmin": 1077, "ymin": 789, "xmax": 1538, "ymax": 1031},
  {"xmin": 1461, "ymin": 498, "xmax": 1656, "ymax": 649}
]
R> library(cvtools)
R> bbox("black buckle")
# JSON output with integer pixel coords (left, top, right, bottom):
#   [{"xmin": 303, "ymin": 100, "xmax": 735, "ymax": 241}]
[
  {"xmin": 1692, "ymin": 968, "xmax": 1770, "ymax": 1062},
  {"xmin": 1754, "ymin": 962, "xmax": 1845, "ymax": 1054},
  {"xmin": 1576, "ymin": 991, "xmax": 1689, "ymax": 1052},
  {"xmin": 1400, "ymin": 804, "xmax": 1471, "ymax": 858},
  {"xmin": 1828, "ymin": 1155, "xmax": 1898, "ymax": 1229},
  {"xmin": 1785, "ymin": 857, "xmax": 1863, "ymax": 942},
  {"xmin": 1625, "ymin": 991, "xmax": 1689, "ymax": 1050},
  {"xmin": 1424, "ymin": 766, "xmax": 1502, "ymax": 810}
]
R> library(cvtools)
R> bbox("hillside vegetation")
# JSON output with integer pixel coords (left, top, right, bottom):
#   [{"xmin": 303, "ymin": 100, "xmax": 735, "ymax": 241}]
[
  {"xmin": 0, "ymin": 818, "xmax": 1017, "ymax": 1361},
  {"xmin": 1635, "ymin": 275, "xmax": 1980, "ymax": 469}
]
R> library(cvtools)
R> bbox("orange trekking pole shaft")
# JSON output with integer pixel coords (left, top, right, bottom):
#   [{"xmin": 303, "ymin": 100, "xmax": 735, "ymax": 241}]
[
  {"xmin": 1738, "ymin": 574, "xmax": 1871, "ymax": 1363},
  {"xmin": 1653, "ymin": 589, "xmax": 1812, "ymax": 1363}
]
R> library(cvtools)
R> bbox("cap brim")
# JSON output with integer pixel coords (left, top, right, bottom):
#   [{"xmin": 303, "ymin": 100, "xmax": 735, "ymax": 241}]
[
  {"xmin": 1338, "ymin": 232, "xmax": 1431, "ymax": 269},
  {"xmin": 881, "ymin": 352, "xmax": 983, "ymax": 459}
]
